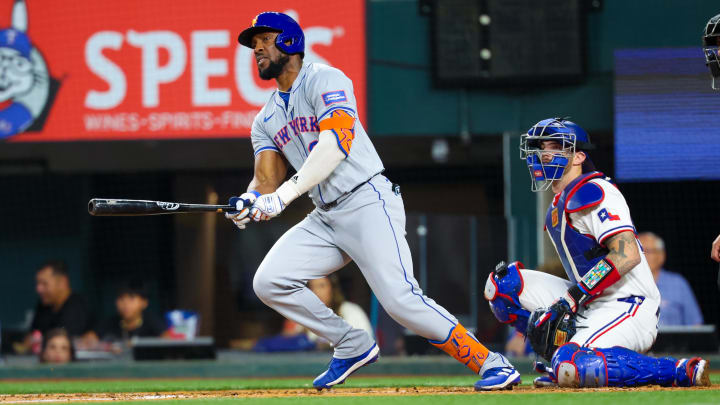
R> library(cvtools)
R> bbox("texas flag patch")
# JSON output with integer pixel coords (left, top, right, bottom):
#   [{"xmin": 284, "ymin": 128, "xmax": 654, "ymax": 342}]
[
  {"xmin": 322, "ymin": 90, "xmax": 347, "ymax": 106},
  {"xmin": 597, "ymin": 208, "xmax": 620, "ymax": 222}
]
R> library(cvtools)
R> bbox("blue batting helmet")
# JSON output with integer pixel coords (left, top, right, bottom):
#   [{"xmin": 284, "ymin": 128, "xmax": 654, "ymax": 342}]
[
  {"xmin": 237, "ymin": 12, "xmax": 304, "ymax": 55},
  {"xmin": 519, "ymin": 118, "xmax": 594, "ymax": 192}
]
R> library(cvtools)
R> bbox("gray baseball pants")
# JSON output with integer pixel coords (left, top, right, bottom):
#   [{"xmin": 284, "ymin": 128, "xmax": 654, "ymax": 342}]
[{"xmin": 253, "ymin": 175, "xmax": 458, "ymax": 358}]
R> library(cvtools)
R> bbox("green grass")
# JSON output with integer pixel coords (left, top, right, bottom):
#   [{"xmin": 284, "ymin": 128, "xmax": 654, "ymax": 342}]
[
  {"xmin": 55, "ymin": 391, "xmax": 720, "ymax": 405},
  {"xmin": 1, "ymin": 375, "xmax": 718, "ymax": 404},
  {"xmin": 0, "ymin": 376, "xmax": 480, "ymax": 394}
]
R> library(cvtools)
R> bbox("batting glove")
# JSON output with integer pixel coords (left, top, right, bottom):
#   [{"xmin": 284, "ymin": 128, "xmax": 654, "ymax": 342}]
[
  {"xmin": 225, "ymin": 191, "xmax": 259, "ymax": 230},
  {"xmin": 250, "ymin": 192, "xmax": 286, "ymax": 221}
]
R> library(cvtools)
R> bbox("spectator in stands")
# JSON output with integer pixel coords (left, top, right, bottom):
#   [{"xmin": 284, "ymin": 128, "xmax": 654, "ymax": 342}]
[
  {"xmin": 711, "ymin": 233, "xmax": 720, "ymax": 262},
  {"xmin": 21, "ymin": 261, "xmax": 93, "ymax": 353},
  {"xmin": 638, "ymin": 232, "xmax": 704, "ymax": 326},
  {"xmin": 39, "ymin": 328, "xmax": 75, "ymax": 364},
  {"xmin": 92, "ymin": 281, "xmax": 167, "ymax": 343},
  {"xmin": 254, "ymin": 275, "xmax": 372, "ymax": 352}
]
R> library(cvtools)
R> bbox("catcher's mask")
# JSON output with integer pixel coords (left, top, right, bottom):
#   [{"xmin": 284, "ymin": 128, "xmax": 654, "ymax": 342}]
[
  {"xmin": 520, "ymin": 118, "xmax": 594, "ymax": 192},
  {"xmin": 703, "ymin": 14, "xmax": 720, "ymax": 90}
]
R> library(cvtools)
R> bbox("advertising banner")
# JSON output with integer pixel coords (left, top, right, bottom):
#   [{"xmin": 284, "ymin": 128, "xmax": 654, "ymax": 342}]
[{"xmin": 0, "ymin": 0, "xmax": 366, "ymax": 142}]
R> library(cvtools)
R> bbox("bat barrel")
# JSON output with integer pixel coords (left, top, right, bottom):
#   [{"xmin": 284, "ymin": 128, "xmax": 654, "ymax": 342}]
[
  {"xmin": 88, "ymin": 198, "xmax": 161, "ymax": 216},
  {"xmin": 88, "ymin": 198, "xmax": 237, "ymax": 216}
]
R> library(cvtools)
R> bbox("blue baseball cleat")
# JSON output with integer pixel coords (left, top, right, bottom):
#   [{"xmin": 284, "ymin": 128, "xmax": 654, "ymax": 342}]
[
  {"xmin": 474, "ymin": 366, "xmax": 521, "ymax": 391},
  {"xmin": 313, "ymin": 344, "xmax": 380, "ymax": 390}
]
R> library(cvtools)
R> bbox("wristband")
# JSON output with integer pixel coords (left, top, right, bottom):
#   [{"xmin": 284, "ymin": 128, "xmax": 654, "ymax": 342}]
[
  {"xmin": 276, "ymin": 180, "xmax": 301, "ymax": 206},
  {"xmin": 563, "ymin": 258, "xmax": 621, "ymax": 312},
  {"xmin": 580, "ymin": 258, "xmax": 620, "ymax": 295}
]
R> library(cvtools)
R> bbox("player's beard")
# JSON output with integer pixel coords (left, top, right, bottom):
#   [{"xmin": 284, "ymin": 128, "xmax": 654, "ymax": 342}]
[{"xmin": 259, "ymin": 54, "xmax": 290, "ymax": 80}]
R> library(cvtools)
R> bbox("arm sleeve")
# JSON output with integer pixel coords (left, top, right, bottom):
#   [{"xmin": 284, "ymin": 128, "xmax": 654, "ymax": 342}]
[
  {"xmin": 306, "ymin": 68, "xmax": 357, "ymax": 157},
  {"xmin": 276, "ymin": 130, "xmax": 345, "ymax": 205},
  {"xmin": 570, "ymin": 182, "xmax": 636, "ymax": 245},
  {"xmin": 250, "ymin": 114, "xmax": 280, "ymax": 156}
]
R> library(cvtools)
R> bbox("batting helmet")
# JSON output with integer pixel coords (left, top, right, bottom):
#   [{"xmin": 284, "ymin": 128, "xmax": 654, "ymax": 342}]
[{"xmin": 237, "ymin": 12, "xmax": 304, "ymax": 55}]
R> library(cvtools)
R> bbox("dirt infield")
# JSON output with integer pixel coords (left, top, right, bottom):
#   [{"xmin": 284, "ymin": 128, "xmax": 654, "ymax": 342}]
[{"xmin": 1, "ymin": 385, "xmax": 718, "ymax": 403}]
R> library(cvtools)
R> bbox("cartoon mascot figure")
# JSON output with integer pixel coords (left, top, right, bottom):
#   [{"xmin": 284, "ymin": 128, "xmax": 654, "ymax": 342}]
[{"xmin": 0, "ymin": 0, "xmax": 50, "ymax": 139}]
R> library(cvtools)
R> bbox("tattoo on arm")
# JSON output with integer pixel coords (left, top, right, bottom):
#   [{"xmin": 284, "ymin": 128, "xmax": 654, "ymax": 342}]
[
  {"xmin": 616, "ymin": 239, "xmax": 628, "ymax": 259},
  {"xmin": 605, "ymin": 231, "xmax": 640, "ymax": 275}
]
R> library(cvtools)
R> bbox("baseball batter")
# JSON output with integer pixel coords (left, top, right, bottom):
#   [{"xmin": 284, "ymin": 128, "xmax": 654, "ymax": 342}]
[
  {"xmin": 484, "ymin": 118, "xmax": 710, "ymax": 388},
  {"xmin": 227, "ymin": 12, "xmax": 519, "ymax": 391}
]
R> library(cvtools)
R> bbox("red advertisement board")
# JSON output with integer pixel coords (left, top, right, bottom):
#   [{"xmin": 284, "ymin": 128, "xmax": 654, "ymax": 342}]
[{"xmin": 0, "ymin": 0, "xmax": 366, "ymax": 142}]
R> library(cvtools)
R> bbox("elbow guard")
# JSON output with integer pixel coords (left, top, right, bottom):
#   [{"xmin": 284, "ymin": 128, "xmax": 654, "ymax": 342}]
[{"xmin": 319, "ymin": 110, "xmax": 356, "ymax": 156}]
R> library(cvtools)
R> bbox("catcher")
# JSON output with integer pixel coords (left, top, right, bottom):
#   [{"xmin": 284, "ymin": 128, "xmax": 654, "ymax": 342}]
[{"xmin": 483, "ymin": 118, "xmax": 710, "ymax": 388}]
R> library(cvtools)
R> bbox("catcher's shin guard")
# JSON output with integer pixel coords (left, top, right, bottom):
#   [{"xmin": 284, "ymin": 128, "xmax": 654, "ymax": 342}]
[
  {"xmin": 552, "ymin": 344, "xmax": 677, "ymax": 387},
  {"xmin": 484, "ymin": 261, "xmax": 530, "ymax": 333},
  {"xmin": 430, "ymin": 323, "xmax": 489, "ymax": 374}
]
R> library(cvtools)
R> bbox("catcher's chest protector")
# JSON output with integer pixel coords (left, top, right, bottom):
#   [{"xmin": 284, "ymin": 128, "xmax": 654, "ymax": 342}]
[{"xmin": 545, "ymin": 172, "xmax": 609, "ymax": 283}]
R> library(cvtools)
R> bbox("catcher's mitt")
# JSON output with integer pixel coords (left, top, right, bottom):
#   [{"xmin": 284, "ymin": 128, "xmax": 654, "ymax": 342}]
[{"xmin": 526, "ymin": 301, "xmax": 577, "ymax": 362}]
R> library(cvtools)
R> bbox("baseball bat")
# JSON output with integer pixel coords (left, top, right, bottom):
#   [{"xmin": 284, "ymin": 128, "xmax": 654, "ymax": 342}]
[{"xmin": 88, "ymin": 198, "xmax": 249, "ymax": 216}]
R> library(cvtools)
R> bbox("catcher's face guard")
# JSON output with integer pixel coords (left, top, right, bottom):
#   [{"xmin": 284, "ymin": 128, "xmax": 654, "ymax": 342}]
[
  {"xmin": 704, "ymin": 14, "xmax": 720, "ymax": 90},
  {"xmin": 526, "ymin": 307, "xmax": 577, "ymax": 362},
  {"xmin": 703, "ymin": 45, "xmax": 720, "ymax": 90},
  {"xmin": 520, "ymin": 133, "xmax": 575, "ymax": 192}
]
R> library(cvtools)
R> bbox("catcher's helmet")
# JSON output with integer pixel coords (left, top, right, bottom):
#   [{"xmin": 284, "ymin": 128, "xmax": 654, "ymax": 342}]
[
  {"xmin": 703, "ymin": 14, "xmax": 720, "ymax": 90},
  {"xmin": 237, "ymin": 12, "xmax": 304, "ymax": 55},
  {"xmin": 519, "ymin": 118, "xmax": 594, "ymax": 192}
]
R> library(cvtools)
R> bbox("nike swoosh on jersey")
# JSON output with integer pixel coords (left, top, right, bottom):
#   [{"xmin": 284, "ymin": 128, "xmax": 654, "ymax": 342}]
[{"xmin": 263, "ymin": 112, "xmax": 276, "ymax": 122}]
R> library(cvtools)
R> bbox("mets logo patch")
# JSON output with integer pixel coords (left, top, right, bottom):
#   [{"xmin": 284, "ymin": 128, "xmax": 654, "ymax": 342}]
[
  {"xmin": 322, "ymin": 90, "xmax": 347, "ymax": 106},
  {"xmin": 551, "ymin": 208, "xmax": 559, "ymax": 227}
]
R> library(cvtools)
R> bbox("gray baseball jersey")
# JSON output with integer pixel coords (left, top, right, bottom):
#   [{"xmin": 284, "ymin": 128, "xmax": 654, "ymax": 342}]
[
  {"xmin": 247, "ymin": 62, "xmax": 506, "ymax": 373},
  {"xmin": 250, "ymin": 62, "xmax": 384, "ymax": 207}
]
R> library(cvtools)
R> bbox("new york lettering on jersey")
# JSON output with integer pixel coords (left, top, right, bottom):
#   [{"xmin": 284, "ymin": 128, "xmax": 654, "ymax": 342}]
[
  {"xmin": 271, "ymin": 116, "xmax": 320, "ymax": 150},
  {"xmin": 250, "ymin": 62, "xmax": 383, "ymax": 205}
]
